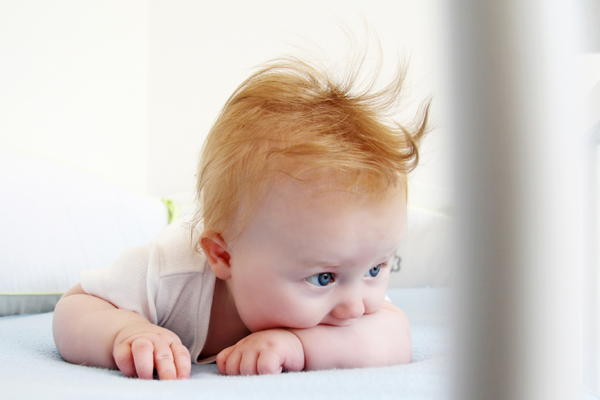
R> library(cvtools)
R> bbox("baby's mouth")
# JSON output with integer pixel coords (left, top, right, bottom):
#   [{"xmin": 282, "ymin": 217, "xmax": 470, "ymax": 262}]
[{"xmin": 319, "ymin": 317, "xmax": 358, "ymax": 327}]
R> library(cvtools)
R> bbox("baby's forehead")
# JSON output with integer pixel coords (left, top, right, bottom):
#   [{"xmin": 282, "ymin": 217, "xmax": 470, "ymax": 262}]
[
  {"xmin": 238, "ymin": 177, "xmax": 407, "ymax": 265},
  {"xmin": 260, "ymin": 174, "xmax": 406, "ymax": 209},
  {"xmin": 226, "ymin": 172, "xmax": 407, "ymax": 242}
]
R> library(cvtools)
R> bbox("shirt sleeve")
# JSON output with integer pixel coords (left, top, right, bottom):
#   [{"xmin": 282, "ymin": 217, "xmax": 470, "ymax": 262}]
[{"xmin": 80, "ymin": 244, "xmax": 158, "ymax": 324}]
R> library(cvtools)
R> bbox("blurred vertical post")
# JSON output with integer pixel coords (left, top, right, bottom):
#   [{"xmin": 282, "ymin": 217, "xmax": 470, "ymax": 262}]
[{"xmin": 449, "ymin": 1, "xmax": 584, "ymax": 400}]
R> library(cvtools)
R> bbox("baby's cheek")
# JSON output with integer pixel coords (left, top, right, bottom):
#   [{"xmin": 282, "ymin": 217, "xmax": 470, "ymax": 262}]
[{"xmin": 364, "ymin": 296, "xmax": 383, "ymax": 315}]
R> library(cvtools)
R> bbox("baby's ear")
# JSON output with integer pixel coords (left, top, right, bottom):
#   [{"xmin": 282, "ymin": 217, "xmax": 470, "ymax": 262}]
[{"xmin": 200, "ymin": 232, "xmax": 232, "ymax": 280}]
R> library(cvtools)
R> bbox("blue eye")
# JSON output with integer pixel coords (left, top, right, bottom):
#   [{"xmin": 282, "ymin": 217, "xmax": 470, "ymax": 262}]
[
  {"xmin": 365, "ymin": 264, "xmax": 382, "ymax": 278},
  {"xmin": 307, "ymin": 272, "xmax": 335, "ymax": 287}
]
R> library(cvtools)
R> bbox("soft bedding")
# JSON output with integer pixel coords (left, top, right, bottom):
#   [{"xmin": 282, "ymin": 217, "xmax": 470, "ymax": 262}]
[
  {"xmin": 0, "ymin": 149, "xmax": 169, "ymax": 317},
  {"xmin": 0, "ymin": 288, "xmax": 450, "ymax": 400},
  {"xmin": 1, "ymin": 150, "xmax": 453, "ymax": 398}
]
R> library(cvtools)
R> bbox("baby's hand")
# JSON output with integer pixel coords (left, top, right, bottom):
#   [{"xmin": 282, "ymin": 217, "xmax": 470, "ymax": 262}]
[
  {"xmin": 216, "ymin": 329, "xmax": 305, "ymax": 375},
  {"xmin": 113, "ymin": 322, "xmax": 191, "ymax": 380}
]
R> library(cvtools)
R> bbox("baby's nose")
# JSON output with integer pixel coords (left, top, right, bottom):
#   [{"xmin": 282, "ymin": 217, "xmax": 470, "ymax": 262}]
[{"xmin": 331, "ymin": 293, "xmax": 365, "ymax": 320}]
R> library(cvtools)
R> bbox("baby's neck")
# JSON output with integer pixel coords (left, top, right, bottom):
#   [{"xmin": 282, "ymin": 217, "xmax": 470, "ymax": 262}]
[{"xmin": 199, "ymin": 278, "xmax": 250, "ymax": 359}]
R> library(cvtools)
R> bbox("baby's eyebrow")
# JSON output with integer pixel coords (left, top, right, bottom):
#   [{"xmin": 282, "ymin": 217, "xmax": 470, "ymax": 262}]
[
  {"xmin": 297, "ymin": 259, "xmax": 343, "ymax": 270},
  {"xmin": 294, "ymin": 249, "xmax": 341, "ymax": 266},
  {"xmin": 388, "ymin": 248, "xmax": 401, "ymax": 259},
  {"xmin": 379, "ymin": 244, "xmax": 400, "ymax": 258},
  {"xmin": 294, "ymin": 241, "xmax": 401, "ymax": 269},
  {"xmin": 297, "ymin": 253, "xmax": 398, "ymax": 270}
]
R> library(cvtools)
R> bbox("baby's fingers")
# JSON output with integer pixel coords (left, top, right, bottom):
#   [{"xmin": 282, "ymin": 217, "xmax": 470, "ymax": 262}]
[
  {"xmin": 216, "ymin": 345, "xmax": 235, "ymax": 375},
  {"xmin": 171, "ymin": 342, "xmax": 192, "ymax": 379},
  {"xmin": 239, "ymin": 351, "xmax": 259, "ymax": 375},
  {"xmin": 256, "ymin": 351, "xmax": 283, "ymax": 375},
  {"xmin": 217, "ymin": 345, "xmax": 248, "ymax": 375},
  {"xmin": 224, "ymin": 348, "xmax": 243, "ymax": 376},
  {"xmin": 113, "ymin": 342, "xmax": 137, "ymax": 378},
  {"xmin": 131, "ymin": 338, "xmax": 157, "ymax": 379},
  {"xmin": 152, "ymin": 340, "xmax": 179, "ymax": 380}
]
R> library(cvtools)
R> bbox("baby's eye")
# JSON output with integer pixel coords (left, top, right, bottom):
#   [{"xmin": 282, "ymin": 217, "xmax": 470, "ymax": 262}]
[
  {"xmin": 306, "ymin": 272, "xmax": 335, "ymax": 287},
  {"xmin": 365, "ymin": 264, "xmax": 382, "ymax": 278}
]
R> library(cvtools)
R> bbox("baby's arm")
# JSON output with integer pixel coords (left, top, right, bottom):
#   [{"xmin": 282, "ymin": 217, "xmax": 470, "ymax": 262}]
[
  {"xmin": 216, "ymin": 301, "xmax": 410, "ymax": 374},
  {"xmin": 52, "ymin": 283, "xmax": 191, "ymax": 380},
  {"xmin": 290, "ymin": 301, "xmax": 411, "ymax": 370}
]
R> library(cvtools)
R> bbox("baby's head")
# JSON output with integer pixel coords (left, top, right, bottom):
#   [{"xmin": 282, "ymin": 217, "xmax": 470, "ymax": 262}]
[
  {"xmin": 193, "ymin": 57, "xmax": 429, "ymax": 242},
  {"xmin": 194, "ymin": 57, "xmax": 430, "ymax": 331}
]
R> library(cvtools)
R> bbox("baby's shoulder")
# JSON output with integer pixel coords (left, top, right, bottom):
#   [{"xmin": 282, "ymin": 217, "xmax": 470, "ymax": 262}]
[{"xmin": 149, "ymin": 220, "xmax": 207, "ymax": 277}]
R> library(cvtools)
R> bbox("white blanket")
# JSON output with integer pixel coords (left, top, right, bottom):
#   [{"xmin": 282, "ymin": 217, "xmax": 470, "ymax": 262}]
[{"xmin": 0, "ymin": 288, "xmax": 450, "ymax": 400}]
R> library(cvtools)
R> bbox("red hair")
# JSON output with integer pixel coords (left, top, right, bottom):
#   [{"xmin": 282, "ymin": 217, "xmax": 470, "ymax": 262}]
[{"xmin": 193, "ymin": 57, "xmax": 429, "ymax": 240}]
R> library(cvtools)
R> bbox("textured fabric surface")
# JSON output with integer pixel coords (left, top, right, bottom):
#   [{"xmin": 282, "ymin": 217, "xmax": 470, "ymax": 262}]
[{"xmin": 0, "ymin": 288, "xmax": 451, "ymax": 400}]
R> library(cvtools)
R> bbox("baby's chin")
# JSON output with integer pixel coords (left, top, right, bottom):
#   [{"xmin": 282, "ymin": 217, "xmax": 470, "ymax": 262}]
[
  {"xmin": 317, "ymin": 308, "xmax": 381, "ymax": 327},
  {"xmin": 246, "ymin": 307, "xmax": 382, "ymax": 331},
  {"xmin": 318, "ymin": 318, "xmax": 359, "ymax": 327},
  {"xmin": 246, "ymin": 319, "xmax": 323, "ymax": 332}
]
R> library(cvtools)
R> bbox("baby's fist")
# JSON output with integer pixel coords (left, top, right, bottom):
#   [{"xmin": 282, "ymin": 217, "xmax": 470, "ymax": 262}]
[
  {"xmin": 113, "ymin": 322, "xmax": 191, "ymax": 380},
  {"xmin": 216, "ymin": 329, "xmax": 304, "ymax": 375}
]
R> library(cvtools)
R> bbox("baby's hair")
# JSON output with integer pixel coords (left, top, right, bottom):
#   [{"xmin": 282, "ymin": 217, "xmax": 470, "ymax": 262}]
[{"xmin": 193, "ymin": 56, "xmax": 430, "ymax": 241}]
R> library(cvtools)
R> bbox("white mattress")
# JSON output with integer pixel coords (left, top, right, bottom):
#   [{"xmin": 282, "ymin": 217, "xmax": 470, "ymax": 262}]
[{"xmin": 0, "ymin": 288, "xmax": 451, "ymax": 400}]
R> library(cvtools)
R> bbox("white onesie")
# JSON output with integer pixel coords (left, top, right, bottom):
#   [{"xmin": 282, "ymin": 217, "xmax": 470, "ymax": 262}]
[{"xmin": 80, "ymin": 221, "xmax": 216, "ymax": 364}]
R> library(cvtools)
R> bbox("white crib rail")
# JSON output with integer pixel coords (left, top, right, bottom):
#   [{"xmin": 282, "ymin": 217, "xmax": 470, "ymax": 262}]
[{"xmin": 448, "ymin": 2, "xmax": 586, "ymax": 399}]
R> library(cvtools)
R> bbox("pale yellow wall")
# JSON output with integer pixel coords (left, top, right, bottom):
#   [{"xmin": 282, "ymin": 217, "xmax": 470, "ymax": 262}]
[
  {"xmin": 146, "ymin": 0, "xmax": 451, "ymax": 211},
  {"xmin": 0, "ymin": 1, "xmax": 149, "ymax": 193},
  {"xmin": 3, "ymin": 2, "xmax": 597, "ymax": 213}
]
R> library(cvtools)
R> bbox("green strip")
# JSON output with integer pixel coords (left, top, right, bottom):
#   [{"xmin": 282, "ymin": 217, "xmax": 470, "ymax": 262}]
[
  {"xmin": 161, "ymin": 198, "xmax": 180, "ymax": 223},
  {"xmin": 0, "ymin": 292, "xmax": 64, "ymax": 296}
]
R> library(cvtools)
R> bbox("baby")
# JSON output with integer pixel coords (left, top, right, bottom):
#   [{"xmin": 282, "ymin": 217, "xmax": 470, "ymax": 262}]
[{"xmin": 52, "ymin": 57, "xmax": 429, "ymax": 379}]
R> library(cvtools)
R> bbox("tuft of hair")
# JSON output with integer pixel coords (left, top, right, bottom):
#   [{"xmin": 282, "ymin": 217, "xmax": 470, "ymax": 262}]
[{"xmin": 193, "ymin": 56, "xmax": 430, "ymax": 240}]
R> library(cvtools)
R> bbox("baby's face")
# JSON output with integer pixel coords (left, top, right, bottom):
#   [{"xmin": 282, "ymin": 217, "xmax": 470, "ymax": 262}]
[{"xmin": 225, "ymin": 180, "xmax": 407, "ymax": 332}]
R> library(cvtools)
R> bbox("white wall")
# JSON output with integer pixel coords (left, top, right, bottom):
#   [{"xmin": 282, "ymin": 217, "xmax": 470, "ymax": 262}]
[
  {"xmin": 0, "ymin": 1, "xmax": 450, "ymax": 210},
  {"xmin": 0, "ymin": 1, "xmax": 149, "ymax": 193},
  {"xmin": 2, "ymin": 2, "xmax": 599, "ymax": 212},
  {"xmin": 146, "ymin": 0, "xmax": 451, "ymax": 211}
]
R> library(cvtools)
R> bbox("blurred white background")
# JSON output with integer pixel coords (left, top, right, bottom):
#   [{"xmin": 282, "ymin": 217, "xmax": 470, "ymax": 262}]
[
  {"xmin": 2, "ymin": 2, "xmax": 600, "ymax": 397},
  {"xmin": 0, "ymin": 0, "xmax": 451, "ymax": 211},
  {"xmin": 2, "ymin": 1, "xmax": 598, "ymax": 212}
]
